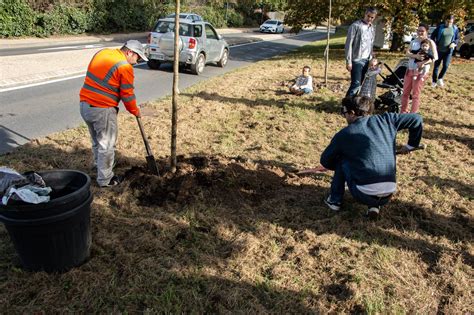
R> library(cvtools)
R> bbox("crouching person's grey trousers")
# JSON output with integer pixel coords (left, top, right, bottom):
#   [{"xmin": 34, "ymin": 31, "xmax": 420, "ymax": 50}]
[{"xmin": 80, "ymin": 101, "xmax": 118, "ymax": 186}]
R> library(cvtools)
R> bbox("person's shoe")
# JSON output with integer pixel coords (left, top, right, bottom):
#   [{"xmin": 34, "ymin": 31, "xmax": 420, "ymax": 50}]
[
  {"xmin": 100, "ymin": 175, "xmax": 122, "ymax": 188},
  {"xmin": 437, "ymin": 79, "xmax": 444, "ymax": 87},
  {"xmin": 324, "ymin": 196, "xmax": 341, "ymax": 211},
  {"xmin": 366, "ymin": 206, "xmax": 380, "ymax": 220},
  {"xmin": 431, "ymin": 81, "xmax": 437, "ymax": 88}
]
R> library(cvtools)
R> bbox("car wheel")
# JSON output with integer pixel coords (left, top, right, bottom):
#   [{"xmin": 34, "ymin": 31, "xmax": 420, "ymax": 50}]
[
  {"xmin": 217, "ymin": 49, "xmax": 229, "ymax": 68},
  {"xmin": 147, "ymin": 60, "xmax": 161, "ymax": 70},
  {"xmin": 191, "ymin": 53, "xmax": 206, "ymax": 75},
  {"xmin": 459, "ymin": 44, "xmax": 471, "ymax": 59}
]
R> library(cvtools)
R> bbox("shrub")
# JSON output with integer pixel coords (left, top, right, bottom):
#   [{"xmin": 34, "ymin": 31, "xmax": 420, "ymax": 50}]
[
  {"xmin": 225, "ymin": 9, "xmax": 244, "ymax": 27},
  {"xmin": 0, "ymin": 0, "xmax": 36, "ymax": 37},
  {"xmin": 193, "ymin": 6, "xmax": 226, "ymax": 28},
  {"xmin": 34, "ymin": 4, "xmax": 92, "ymax": 36}
]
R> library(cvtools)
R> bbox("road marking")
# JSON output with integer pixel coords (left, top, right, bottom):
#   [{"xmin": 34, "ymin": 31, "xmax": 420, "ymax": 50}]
[
  {"xmin": 39, "ymin": 44, "xmax": 104, "ymax": 51},
  {"xmin": 230, "ymin": 31, "xmax": 322, "ymax": 48}
]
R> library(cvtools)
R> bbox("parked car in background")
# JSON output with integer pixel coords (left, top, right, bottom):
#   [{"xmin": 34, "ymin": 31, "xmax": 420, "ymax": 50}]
[
  {"xmin": 456, "ymin": 20, "xmax": 474, "ymax": 59},
  {"xmin": 259, "ymin": 19, "xmax": 284, "ymax": 33},
  {"xmin": 146, "ymin": 18, "xmax": 229, "ymax": 75},
  {"xmin": 165, "ymin": 13, "xmax": 203, "ymax": 22}
]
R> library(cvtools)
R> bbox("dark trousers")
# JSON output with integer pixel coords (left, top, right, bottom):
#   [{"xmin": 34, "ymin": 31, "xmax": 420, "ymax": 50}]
[
  {"xmin": 330, "ymin": 161, "xmax": 392, "ymax": 208},
  {"xmin": 432, "ymin": 49, "xmax": 453, "ymax": 82},
  {"xmin": 346, "ymin": 58, "xmax": 369, "ymax": 97}
]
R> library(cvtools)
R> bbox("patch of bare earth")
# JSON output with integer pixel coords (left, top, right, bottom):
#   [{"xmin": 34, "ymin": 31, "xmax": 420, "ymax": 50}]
[{"xmin": 0, "ymin": 36, "xmax": 472, "ymax": 313}]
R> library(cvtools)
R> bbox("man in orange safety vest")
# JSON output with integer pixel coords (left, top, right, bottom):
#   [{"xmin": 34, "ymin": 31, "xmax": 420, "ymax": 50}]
[{"xmin": 79, "ymin": 40, "xmax": 148, "ymax": 187}]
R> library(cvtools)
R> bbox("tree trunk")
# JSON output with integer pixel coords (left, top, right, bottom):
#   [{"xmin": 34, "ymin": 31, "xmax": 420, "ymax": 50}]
[
  {"xmin": 170, "ymin": 0, "xmax": 180, "ymax": 173},
  {"xmin": 324, "ymin": 0, "xmax": 331, "ymax": 86},
  {"xmin": 390, "ymin": 32, "xmax": 403, "ymax": 51}
]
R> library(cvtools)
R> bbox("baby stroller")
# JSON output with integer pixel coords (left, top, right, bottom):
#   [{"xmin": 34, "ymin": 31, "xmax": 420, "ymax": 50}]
[
  {"xmin": 373, "ymin": 59, "xmax": 408, "ymax": 113},
  {"xmin": 357, "ymin": 59, "xmax": 407, "ymax": 113}
]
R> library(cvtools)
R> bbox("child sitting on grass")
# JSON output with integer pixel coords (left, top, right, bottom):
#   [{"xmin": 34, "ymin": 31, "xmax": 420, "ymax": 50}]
[
  {"xmin": 359, "ymin": 58, "xmax": 382, "ymax": 99},
  {"xmin": 289, "ymin": 65, "xmax": 313, "ymax": 95},
  {"xmin": 410, "ymin": 39, "xmax": 435, "ymax": 81}
]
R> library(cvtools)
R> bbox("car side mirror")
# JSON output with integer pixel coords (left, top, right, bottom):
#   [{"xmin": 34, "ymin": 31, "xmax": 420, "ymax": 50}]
[{"xmin": 217, "ymin": 34, "xmax": 222, "ymax": 40}]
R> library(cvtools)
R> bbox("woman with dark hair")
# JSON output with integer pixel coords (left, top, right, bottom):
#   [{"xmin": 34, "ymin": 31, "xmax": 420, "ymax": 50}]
[{"xmin": 401, "ymin": 24, "xmax": 438, "ymax": 113}]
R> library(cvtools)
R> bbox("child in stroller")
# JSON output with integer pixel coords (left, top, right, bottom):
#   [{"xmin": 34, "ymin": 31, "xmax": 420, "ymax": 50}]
[{"xmin": 357, "ymin": 58, "xmax": 408, "ymax": 113}]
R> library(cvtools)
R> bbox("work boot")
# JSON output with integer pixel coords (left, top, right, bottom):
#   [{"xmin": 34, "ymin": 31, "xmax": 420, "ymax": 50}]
[{"xmin": 100, "ymin": 175, "xmax": 122, "ymax": 188}]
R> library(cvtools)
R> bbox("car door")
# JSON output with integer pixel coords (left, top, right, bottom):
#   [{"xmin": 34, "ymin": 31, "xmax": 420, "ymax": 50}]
[
  {"xmin": 277, "ymin": 21, "xmax": 283, "ymax": 33},
  {"xmin": 204, "ymin": 24, "xmax": 221, "ymax": 62}
]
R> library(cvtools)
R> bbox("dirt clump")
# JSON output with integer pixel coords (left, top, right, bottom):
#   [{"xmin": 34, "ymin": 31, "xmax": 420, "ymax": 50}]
[{"xmin": 121, "ymin": 155, "xmax": 300, "ymax": 208}]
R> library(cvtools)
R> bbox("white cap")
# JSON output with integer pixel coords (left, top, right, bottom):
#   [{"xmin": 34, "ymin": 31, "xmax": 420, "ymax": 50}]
[{"xmin": 125, "ymin": 40, "xmax": 148, "ymax": 61}]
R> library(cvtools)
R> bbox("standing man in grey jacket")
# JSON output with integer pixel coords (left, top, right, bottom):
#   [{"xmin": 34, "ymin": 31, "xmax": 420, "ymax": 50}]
[{"xmin": 345, "ymin": 7, "xmax": 377, "ymax": 97}]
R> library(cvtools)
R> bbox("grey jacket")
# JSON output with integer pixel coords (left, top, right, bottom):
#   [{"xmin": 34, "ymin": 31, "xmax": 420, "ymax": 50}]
[{"xmin": 345, "ymin": 20, "xmax": 376, "ymax": 64}]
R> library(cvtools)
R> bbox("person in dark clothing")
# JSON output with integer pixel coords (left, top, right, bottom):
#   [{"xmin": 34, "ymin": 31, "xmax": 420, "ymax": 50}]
[
  {"xmin": 344, "ymin": 7, "xmax": 378, "ymax": 97},
  {"xmin": 431, "ymin": 15, "xmax": 460, "ymax": 88},
  {"xmin": 320, "ymin": 96, "xmax": 423, "ymax": 219}
]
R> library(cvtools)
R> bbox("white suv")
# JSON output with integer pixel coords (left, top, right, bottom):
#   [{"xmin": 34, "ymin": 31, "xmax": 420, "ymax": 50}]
[{"xmin": 146, "ymin": 18, "xmax": 230, "ymax": 75}]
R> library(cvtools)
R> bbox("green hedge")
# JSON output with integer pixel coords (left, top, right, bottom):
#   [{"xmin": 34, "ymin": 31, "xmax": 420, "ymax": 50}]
[
  {"xmin": 0, "ymin": 0, "xmax": 249, "ymax": 38},
  {"xmin": 0, "ymin": 0, "xmax": 36, "ymax": 37}
]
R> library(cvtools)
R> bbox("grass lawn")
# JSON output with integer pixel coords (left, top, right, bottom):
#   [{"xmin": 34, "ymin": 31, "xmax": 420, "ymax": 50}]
[{"xmin": 0, "ymin": 32, "xmax": 473, "ymax": 313}]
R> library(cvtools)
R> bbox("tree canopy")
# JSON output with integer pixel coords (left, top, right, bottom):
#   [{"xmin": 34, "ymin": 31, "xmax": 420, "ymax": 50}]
[{"xmin": 284, "ymin": 0, "xmax": 473, "ymax": 49}]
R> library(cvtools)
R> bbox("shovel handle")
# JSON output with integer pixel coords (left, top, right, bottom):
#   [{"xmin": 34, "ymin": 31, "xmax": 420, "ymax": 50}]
[{"xmin": 136, "ymin": 117, "xmax": 152, "ymax": 155}]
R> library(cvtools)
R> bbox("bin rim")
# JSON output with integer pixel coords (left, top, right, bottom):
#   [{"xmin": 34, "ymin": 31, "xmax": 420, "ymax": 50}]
[
  {"xmin": 0, "ymin": 169, "xmax": 90, "ymax": 211},
  {"xmin": 0, "ymin": 192, "xmax": 93, "ymax": 226}
]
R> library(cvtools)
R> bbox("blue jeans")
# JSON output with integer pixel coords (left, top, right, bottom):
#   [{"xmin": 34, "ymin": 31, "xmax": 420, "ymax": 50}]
[
  {"xmin": 346, "ymin": 59, "xmax": 369, "ymax": 97},
  {"xmin": 302, "ymin": 88, "xmax": 313, "ymax": 94},
  {"xmin": 432, "ymin": 49, "xmax": 453, "ymax": 82},
  {"xmin": 329, "ymin": 161, "xmax": 392, "ymax": 208}
]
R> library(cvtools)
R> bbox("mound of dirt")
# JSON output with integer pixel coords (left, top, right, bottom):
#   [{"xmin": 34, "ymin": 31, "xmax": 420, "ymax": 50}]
[{"xmin": 120, "ymin": 155, "xmax": 309, "ymax": 208}]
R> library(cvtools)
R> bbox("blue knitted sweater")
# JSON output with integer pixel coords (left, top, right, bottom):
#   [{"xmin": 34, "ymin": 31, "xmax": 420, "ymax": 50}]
[{"xmin": 320, "ymin": 113, "xmax": 423, "ymax": 185}]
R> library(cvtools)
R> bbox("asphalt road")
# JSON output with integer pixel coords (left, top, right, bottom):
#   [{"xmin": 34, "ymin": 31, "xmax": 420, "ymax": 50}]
[
  {"xmin": 0, "ymin": 31, "xmax": 325, "ymax": 154},
  {"xmin": 0, "ymin": 36, "xmax": 146, "ymax": 56}
]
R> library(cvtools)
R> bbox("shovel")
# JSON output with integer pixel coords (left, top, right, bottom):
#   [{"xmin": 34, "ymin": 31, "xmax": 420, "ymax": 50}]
[{"xmin": 136, "ymin": 117, "xmax": 159, "ymax": 175}]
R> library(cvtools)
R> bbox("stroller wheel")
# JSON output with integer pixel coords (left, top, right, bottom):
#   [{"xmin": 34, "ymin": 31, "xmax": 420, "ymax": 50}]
[{"xmin": 389, "ymin": 103, "xmax": 400, "ymax": 113}]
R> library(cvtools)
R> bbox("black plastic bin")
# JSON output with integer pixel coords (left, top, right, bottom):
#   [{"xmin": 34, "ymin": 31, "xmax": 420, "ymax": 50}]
[{"xmin": 0, "ymin": 170, "xmax": 93, "ymax": 273}]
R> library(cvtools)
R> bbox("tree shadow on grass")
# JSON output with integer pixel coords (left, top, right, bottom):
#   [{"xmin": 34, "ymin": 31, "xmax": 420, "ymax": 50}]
[
  {"xmin": 1, "ymin": 146, "xmax": 472, "ymax": 312},
  {"xmin": 117, "ymin": 155, "xmax": 473, "ymax": 270},
  {"xmin": 417, "ymin": 176, "xmax": 473, "ymax": 204},
  {"xmin": 423, "ymin": 117, "xmax": 474, "ymax": 130},
  {"xmin": 182, "ymin": 91, "xmax": 341, "ymax": 114},
  {"xmin": 422, "ymin": 129, "xmax": 473, "ymax": 151}
]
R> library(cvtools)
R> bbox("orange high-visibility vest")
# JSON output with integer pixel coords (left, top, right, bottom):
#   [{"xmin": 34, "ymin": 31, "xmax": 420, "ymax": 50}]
[{"xmin": 80, "ymin": 48, "xmax": 139, "ymax": 116}]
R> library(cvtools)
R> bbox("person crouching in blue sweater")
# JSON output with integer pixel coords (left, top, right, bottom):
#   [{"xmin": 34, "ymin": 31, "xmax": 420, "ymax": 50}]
[{"xmin": 320, "ymin": 96, "xmax": 423, "ymax": 219}]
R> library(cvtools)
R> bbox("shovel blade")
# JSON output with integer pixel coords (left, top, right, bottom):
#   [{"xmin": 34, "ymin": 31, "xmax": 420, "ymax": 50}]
[{"xmin": 146, "ymin": 155, "xmax": 160, "ymax": 175}]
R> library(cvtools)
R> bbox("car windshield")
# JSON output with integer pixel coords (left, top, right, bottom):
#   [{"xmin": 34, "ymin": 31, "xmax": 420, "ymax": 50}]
[
  {"xmin": 166, "ymin": 13, "xmax": 199, "ymax": 20},
  {"xmin": 154, "ymin": 21, "xmax": 192, "ymax": 36},
  {"xmin": 264, "ymin": 20, "xmax": 278, "ymax": 25}
]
